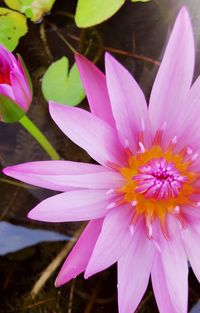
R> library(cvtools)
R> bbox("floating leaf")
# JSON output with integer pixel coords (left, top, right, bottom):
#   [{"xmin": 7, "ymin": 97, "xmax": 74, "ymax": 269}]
[
  {"xmin": 75, "ymin": 0, "xmax": 125, "ymax": 28},
  {"xmin": 42, "ymin": 57, "xmax": 85, "ymax": 106},
  {"xmin": 4, "ymin": 0, "xmax": 22, "ymax": 11},
  {"xmin": 0, "ymin": 94, "xmax": 25, "ymax": 123},
  {"xmin": 0, "ymin": 7, "xmax": 27, "ymax": 51}
]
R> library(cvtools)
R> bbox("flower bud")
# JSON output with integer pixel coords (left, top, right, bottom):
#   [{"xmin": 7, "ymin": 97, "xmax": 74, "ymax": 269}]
[{"xmin": 0, "ymin": 45, "xmax": 32, "ymax": 122}]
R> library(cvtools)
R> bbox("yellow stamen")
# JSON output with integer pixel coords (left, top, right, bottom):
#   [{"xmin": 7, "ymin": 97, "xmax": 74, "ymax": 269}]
[{"xmin": 119, "ymin": 145, "xmax": 197, "ymax": 224}]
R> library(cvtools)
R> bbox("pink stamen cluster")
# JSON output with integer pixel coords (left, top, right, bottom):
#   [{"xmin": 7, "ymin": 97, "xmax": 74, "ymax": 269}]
[{"xmin": 133, "ymin": 158, "xmax": 187, "ymax": 200}]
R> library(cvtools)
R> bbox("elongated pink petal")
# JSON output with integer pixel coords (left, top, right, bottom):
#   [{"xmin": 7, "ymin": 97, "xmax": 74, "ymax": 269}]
[
  {"xmin": 105, "ymin": 53, "xmax": 151, "ymax": 151},
  {"xmin": 10, "ymin": 70, "xmax": 31, "ymax": 111},
  {"xmin": 174, "ymin": 76, "xmax": 200, "ymax": 151},
  {"xmin": 75, "ymin": 54, "xmax": 115, "ymax": 127},
  {"xmin": 182, "ymin": 224, "xmax": 200, "ymax": 282},
  {"xmin": 55, "ymin": 218, "xmax": 103, "ymax": 287},
  {"xmin": 149, "ymin": 7, "xmax": 195, "ymax": 144},
  {"xmin": 39, "ymin": 171, "xmax": 124, "ymax": 190},
  {"xmin": 117, "ymin": 221, "xmax": 154, "ymax": 313},
  {"xmin": 0, "ymin": 44, "xmax": 16, "ymax": 66},
  {"xmin": 49, "ymin": 102, "xmax": 126, "ymax": 166},
  {"xmin": 151, "ymin": 253, "xmax": 177, "ymax": 313},
  {"xmin": 28, "ymin": 189, "xmax": 114, "ymax": 222},
  {"xmin": 3, "ymin": 161, "xmax": 124, "ymax": 191},
  {"xmin": 84, "ymin": 205, "xmax": 133, "ymax": 278},
  {"xmin": 17, "ymin": 55, "xmax": 32, "ymax": 95},
  {"xmin": 4, "ymin": 160, "xmax": 104, "ymax": 175},
  {"xmin": 159, "ymin": 222, "xmax": 188, "ymax": 313}
]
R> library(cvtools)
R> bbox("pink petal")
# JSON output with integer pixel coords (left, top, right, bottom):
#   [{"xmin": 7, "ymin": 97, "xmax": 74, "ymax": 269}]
[
  {"xmin": 182, "ymin": 224, "xmax": 200, "ymax": 282},
  {"xmin": 182, "ymin": 206, "xmax": 200, "ymax": 224},
  {"xmin": 75, "ymin": 54, "xmax": 115, "ymax": 127},
  {"xmin": 49, "ymin": 102, "xmax": 126, "ymax": 166},
  {"xmin": 0, "ymin": 44, "xmax": 16, "ymax": 66},
  {"xmin": 159, "ymin": 221, "xmax": 188, "ymax": 313},
  {"xmin": 149, "ymin": 7, "xmax": 195, "ymax": 144},
  {"xmin": 151, "ymin": 253, "xmax": 177, "ymax": 313},
  {"xmin": 10, "ymin": 70, "xmax": 31, "ymax": 111},
  {"xmin": 105, "ymin": 53, "xmax": 151, "ymax": 151},
  {"xmin": 28, "ymin": 189, "xmax": 114, "ymax": 222},
  {"xmin": 55, "ymin": 218, "xmax": 103, "ymax": 287},
  {"xmin": 174, "ymin": 76, "xmax": 200, "ymax": 151},
  {"xmin": 117, "ymin": 221, "xmax": 154, "ymax": 313},
  {"xmin": 17, "ymin": 55, "xmax": 32, "ymax": 96},
  {"xmin": 84, "ymin": 205, "xmax": 133, "ymax": 278},
  {"xmin": 0, "ymin": 84, "xmax": 14, "ymax": 100},
  {"xmin": 3, "ymin": 161, "xmax": 124, "ymax": 191}
]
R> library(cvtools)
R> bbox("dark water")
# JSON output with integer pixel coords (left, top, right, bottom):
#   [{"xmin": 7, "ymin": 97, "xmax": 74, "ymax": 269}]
[{"xmin": 0, "ymin": 0, "xmax": 200, "ymax": 312}]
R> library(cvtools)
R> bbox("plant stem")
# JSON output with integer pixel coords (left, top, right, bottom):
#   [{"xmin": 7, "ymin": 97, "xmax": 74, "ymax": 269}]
[
  {"xmin": 0, "ymin": 177, "xmax": 37, "ymax": 189},
  {"xmin": 19, "ymin": 115, "xmax": 60, "ymax": 160},
  {"xmin": 65, "ymin": 33, "xmax": 160, "ymax": 66},
  {"xmin": 29, "ymin": 224, "xmax": 85, "ymax": 298}
]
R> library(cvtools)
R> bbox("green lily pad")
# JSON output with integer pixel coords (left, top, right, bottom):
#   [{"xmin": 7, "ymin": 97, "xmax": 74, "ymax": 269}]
[
  {"xmin": 4, "ymin": 0, "xmax": 22, "ymax": 11},
  {"xmin": 75, "ymin": 0, "xmax": 125, "ymax": 28},
  {"xmin": 42, "ymin": 57, "xmax": 85, "ymax": 106},
  {"xmin": 0, "ymin": 94, "xmax": 25, "ymax": 123},
  {"xmin": 0, "ymin": 7, "xmax": 27, "ymax": 51}
]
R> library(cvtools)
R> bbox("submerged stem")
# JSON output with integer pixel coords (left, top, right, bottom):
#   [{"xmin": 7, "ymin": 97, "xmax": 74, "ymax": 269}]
[
  {"xmin": 55, "ymin": 30, "xmax": 78, "ymax": 54},
  {"xmin": 29, "ymin": 224, "xmax": 85, "ymax": 298},
  {"xmin": 19, "ymin": 115, "xmax": 60, "ymax": 160},
  {"xmin": 0, "ymin": 177, "xmax": 36, "ymax": 189}
]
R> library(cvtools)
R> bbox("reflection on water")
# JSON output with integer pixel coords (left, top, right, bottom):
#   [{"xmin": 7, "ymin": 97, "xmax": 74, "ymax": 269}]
[
  {"xmin": 190, "ymin": 302, "xmax": 200, "ymax": 313},
  {"xmin": 0, "ymin": 222, "xmax": 70, "ymax": 255},
  {"xmin": 0, "ymin": 0, "xmax": 200, "ymax": 312}
]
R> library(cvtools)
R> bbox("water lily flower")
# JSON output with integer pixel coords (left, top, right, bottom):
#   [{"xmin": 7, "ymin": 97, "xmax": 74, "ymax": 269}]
[
  {"xmin": 0, "ymin": 45, "xmax": 59, "ymax": 159},
  {"xmin": 3, "ymin": 7, "xmax": 200, "ymax": 313},
  {"xmin": 0, "ymin": 44, "xmax": 32, "ymax": 121}
]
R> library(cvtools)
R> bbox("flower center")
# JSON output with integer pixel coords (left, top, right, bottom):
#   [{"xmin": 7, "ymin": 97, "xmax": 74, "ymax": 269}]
[
  {"xmin": 133, "ymin": 158, "xmax": 187, "ymax": 200},
  {"xmin": 119, "ymin": 144, "xmax": 196, "ymax": 217},
  {"xmin": 111, "ymin": 139, "xmax": 198, "ymax": 238},
  {"xmin": 107, "ymin": 124, "xmax": 200, "ymax": 238}
]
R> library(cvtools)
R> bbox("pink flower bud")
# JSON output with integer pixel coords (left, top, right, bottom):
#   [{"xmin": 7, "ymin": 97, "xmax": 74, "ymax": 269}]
[{"xmin": 0, "ymin": 45, "xmax": 32, "ymax": 120}]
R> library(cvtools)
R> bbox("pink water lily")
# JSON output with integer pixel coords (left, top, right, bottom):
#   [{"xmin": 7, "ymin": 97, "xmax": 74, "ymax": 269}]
[
  {"xmin": 0, "ymin": 45, "xmax": 32, "ymax": 118},
  {"xmin": 3, "ymin": 7, "xmax": 200, "ymax": 313}
]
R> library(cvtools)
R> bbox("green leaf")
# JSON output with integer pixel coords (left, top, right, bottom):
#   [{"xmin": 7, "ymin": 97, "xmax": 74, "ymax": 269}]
[
  {"xmin": 4, "ymin": 0, "xmax": 22, "ymax": 11},
  {"xmin": 0, "ymin": 8, "xmax": 27, "ymax": 51},
  {"xmin": 42, "ymin": 57, "xmax": 86, "ymax": 106},
  {"xmin": 75, "ymin": 0, "xmax": 125, "ymax": 28},
  {"xmin": 0, "ymin": 94, "xmax": 25, "ymax": 123}
]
